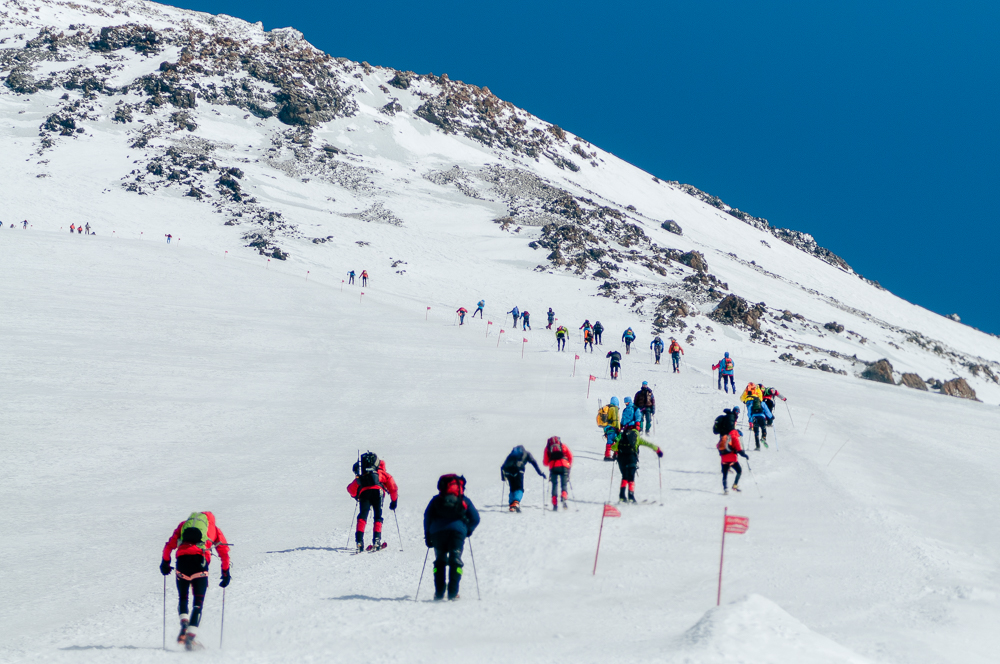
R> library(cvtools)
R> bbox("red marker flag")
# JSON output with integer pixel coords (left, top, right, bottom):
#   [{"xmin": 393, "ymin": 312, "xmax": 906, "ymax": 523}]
[
  {"xmin": 572, "ymin": 354, "xmax": 580, "ymax": 377},
  {"xmin": 724, "ymin": 515, "xmax": 749, "ymax": 534},
  {"xmin": 575, "ymin": 354, "xmax": 580, "ymax": 360},
  {"xmin": 587, "ymin": 374, "xmax": 596, "ymax": 398},
  {"xmin": 603, "ymin": 504, "xmax": 621, "ymax": 518},
  {"xmin": 717, "ymin": 508, "xmax": 749, "ymax": 605},
  {"xmin": 522, "ymin": 337, "xmax": 528, "ymax": 358},
  {"xmin": 497, "ymin": 329, "xmax": 505, "ymax": 348},
  {"xmin": 486, "ymin": 320, "xmax": 492, "ymax": 338}
]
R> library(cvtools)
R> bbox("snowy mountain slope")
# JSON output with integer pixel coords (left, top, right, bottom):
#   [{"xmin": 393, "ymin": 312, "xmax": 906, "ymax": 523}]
[
  {"xmin": 1, "ymin": 0, "xmax": 999, "ymax": 406},
  {"xmin": 2, "ymin": 225, "xmax": 999, "ymax": 664}
]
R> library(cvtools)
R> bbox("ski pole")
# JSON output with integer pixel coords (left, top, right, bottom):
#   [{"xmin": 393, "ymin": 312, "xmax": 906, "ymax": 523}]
[
  {"xmin": 542, "ymin": 476, "xmax": 545, "ymax": 514},
  {"xmin": 346, "ymin": 500, "xmax": 358, "ymax": 548},
  {"xmin": 607, "ymin": 454, "xmax": 617, "ymax": 503},
  {"xmin": 219, "ymin": 588, "xmax": 226, "ymax": 649},
  {"xmin": 744, "ymin": 458, "xmax": 762, "ymax": 498},
  {"xmin": 500, "ymin": 478, "xmax": 506, "ymax": 512},
  {"xmin": 569, "ymin": 478, "xmax": 576, "ymax": 502},
  {"xmin": 414, "ymin": 548, "xmax": 429, "ymax": 601},
  {"xmin": 784, "ymin": 400, "xmax": 795, "ymax": 428},
  {"xmin": 163, "ymin": 575, "xmax": 167, "ymax": 651},
  {"xmin": 467, "ymin": 538, "xmax": 482, "ymax": 600},
  {"xmin": 658, "ymin": 456, "xmax": 663, "ymax": 505},
  {"xmin": 392, "ymin": 509, "xmax": 403, "ymax": 551}
]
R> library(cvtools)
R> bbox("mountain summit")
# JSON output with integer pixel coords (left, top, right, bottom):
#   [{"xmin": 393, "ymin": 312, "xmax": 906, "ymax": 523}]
[{"xmin": 2, "ymin": 0, "xmax": 997, "ymax": 399}]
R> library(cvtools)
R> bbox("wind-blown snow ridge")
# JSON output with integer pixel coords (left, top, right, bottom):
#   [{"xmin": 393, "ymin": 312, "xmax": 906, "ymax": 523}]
[{"xmin": 1, "ymin": 0, "xmax": 998, "ymax": 401}]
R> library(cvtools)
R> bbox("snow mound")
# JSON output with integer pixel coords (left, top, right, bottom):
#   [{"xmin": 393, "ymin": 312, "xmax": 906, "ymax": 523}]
[{"xmin": 667, "ymin": 595, "xmax": 876, "ymax": 664}]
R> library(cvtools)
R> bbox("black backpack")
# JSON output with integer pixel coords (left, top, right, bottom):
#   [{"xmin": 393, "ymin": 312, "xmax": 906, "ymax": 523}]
[
  {"xmin": 356, "ymin": 451, "xmax": 381, "ymax": 489},
  {"xmin": 618, "ymin": 430, "xmax": 638, "ymax": 456},
  {"xmin": 547, "ymin": 440, "xmax": 564, "ymax": 461},
  {"xmin": 751, "ymin": 398, "xmax": 764, "ymax": 415},
  {"xmin": 713, "ymin": 411, "xmax": 735, "ymax": 435},
  {"xmin": 610, "ymin": 351, "xmax": 621, "ymax": 363}
]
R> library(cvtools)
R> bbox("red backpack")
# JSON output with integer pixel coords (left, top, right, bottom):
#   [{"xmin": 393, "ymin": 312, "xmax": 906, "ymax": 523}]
[
  {"xmin": 547, "ymin": 436, "xmax": 565, "ymax": 461},
  {"xmin": 436, "ymin": 474, "xmax": 468, "ymax": 519}
]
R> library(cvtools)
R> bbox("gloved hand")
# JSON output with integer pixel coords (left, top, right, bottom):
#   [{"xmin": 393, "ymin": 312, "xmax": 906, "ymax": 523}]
[
  {"xmin": 424, "ymin": 538, "xmax": 432, "ymax": 549},
  {"xmin": 650, "ymin": 407, "xmax": 656, "ymax": 415},
  {"xmin": 739, "ymin": 451, "xmax": 749, "ymax": 460},
  {"xmin": 540, "ymin": 473, "xmax": 547, "ymax": 479},
  {"xmin": 389, "ymin": 500, "xmax": 397, "ymax": 511},
  {"xmin": 220, "ymin": 569, "xmax": 231, "ymax": 588},
  {"xmin": 160, "ymin": 559, "xmax": 172, "ymax": 576},
  {"xmin": 656, "ymin": 448, "xmax": 664, "ymax": 458}
]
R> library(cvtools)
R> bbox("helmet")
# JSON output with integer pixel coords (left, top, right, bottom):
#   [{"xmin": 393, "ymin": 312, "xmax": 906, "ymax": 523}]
[
  {"xmin": 610, "ymin": 396, "xmax": 619, "ymax": 407},
  {"xmin": 642, "ymin": 381, "xmax": 648, "ymax": 387},
  {"xmin": 624, "ymin": 396, "xmax": 632, "ymax": 404},
  {"xmin": 512, "ymin": 445, "xmax": 525, "ymax": 456},
  {"xmin": 724, "ymin": 352, "xmax": 730, "ymax": 358},
  {"xmin": 732, "ymin": 405, "xmax": 741, "ymax": 414}
]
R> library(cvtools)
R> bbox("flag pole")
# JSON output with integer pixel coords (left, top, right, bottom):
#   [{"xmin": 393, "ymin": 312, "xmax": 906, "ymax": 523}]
[
  {"xmin": 593, "ymin": 507, "xmax": 607, "ymax": 575},
  {"xmin": 717, "ymin": 507, "xmax": 728, "ymax": 606}
]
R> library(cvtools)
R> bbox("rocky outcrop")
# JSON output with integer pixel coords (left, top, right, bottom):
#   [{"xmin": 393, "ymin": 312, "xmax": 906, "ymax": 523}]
[
  {"xmin": 679, "ymin": 251, "xmax": 707, "ymax": 273},
  {"xmin": 900, "ymin": 373, "xmax": 928, "ymax": 391},
  {"xmin": 709, "ymin": 294, "xmax": 762, "ymax": 332},
  {"xmin": 661, "ymin": 220, "xmax": 682, "ymax": 235},
  {"xmin": 941, "ymin": 378, "xmax": 977, "ymax": 400},
  {"xmin": 824, "ymin": 322, "xmax": 845, "ymax": 334},
  {"xmin": 861, "ymin": 359, "xmax": 895, "ymax": 384}
]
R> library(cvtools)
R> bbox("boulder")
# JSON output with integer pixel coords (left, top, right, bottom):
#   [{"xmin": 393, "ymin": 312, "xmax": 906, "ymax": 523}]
[
  {"xmin": 679, "ymin": 250, "xmax": 707, "ymax": 273},
  {"xmin": 941, "ymin": 377, "xmax": 977, "ymax": 400},
  {"xmin": 861, "ymin": 359, "xmax": 895, "ymax": 384},
  {"xmin": 899, "ymin": 373, "xmax": 928, "ymax": 391},
  {"xmin": 709, "ymin": 294, "xmax": 762, "ymax": 332},
  {"xmin": 661, "ymin": 219, "xmax": 683, "ymax": 235},
  {"xmin": 824, "ymin": 322, "xmax": 845, "ymax": 334}
]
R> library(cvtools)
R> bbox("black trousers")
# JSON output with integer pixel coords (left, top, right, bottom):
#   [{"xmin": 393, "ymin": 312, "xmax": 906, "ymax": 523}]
[
  {"xmin": 722, "ymin": 462, "xmax": 742, "ymax": 489},
  {"xmin": 175, "ymin": 555, "xmax": 209, "ymax": 627},
  {"xmin": 752, "ymin": 419, "xmax": 767, "ymax": 446},
  {"xmin": 557, "ymin": 338, "xmax": 566, "ymax": 350},
  {"xmin": 431, "ymin": 530, "xmax": 465, "ymax": 599},
  {"xmin": 356, "ymin": 491, "xmax": 383, "ymax": 543},
  {"xmin": 595, "ymin": 331, "xmax": 602, "ymax": 344},
  {"xmin": 617, "ymin": 458, "xmax": 637, "ymax": 482}
]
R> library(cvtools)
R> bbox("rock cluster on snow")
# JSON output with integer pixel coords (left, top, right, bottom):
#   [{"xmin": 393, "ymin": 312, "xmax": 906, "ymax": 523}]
[
  {"xmin": 861, "ymin": 359, "xmax": 895, "ymax": 384},
  {"xmin": 900, "ymin": 372, "xmax": 929, "ymax": 391}
]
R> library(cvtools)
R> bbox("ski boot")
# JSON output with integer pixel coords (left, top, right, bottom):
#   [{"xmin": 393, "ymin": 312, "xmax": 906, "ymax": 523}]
[
  {"xmin": 628, "ymin": 491, "xmax": 637, "ymax": 504},
  {"xmin": 732, "ymin": 484, "xmax": 741, "ymax": 492},
  {"xmin": 368, "ymin": 534, "xmax": 381, "ymax": 551},
  {"xmin": 724, "ymin": 488, "xmax": 730, "ymax": 495},
  {"xmin": 356, "ymin": 541, "xmax": 364, "ymax": 554},
  {"xmin": 552, "ymin": 502, "xmax": 559, "ymax": 512},
  {"xmin": 183, "ymin": 629, "xmax": 203, "ymax": 651},
  {"xmin": 619, "ymin": 487, "xmax": 627, "ymax": 503},
  {"xmin": 562, "ymin": 499, "xmax": 569, "ymax": 510},
  {"xmin": 176, "ymin": 616, "xmax": 189, "ymax": 644}
]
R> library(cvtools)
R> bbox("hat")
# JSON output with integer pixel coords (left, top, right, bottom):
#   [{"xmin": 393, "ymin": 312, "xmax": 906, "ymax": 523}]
[
  {"xmin": 610, "ymin": 396, "xmax": 619, "ymax": 407},
  {"xmin": 724, "ymin": 352, "xmax": 730, "ymax": 358},
  {"xmin": 624, "ymin": 396, "xmax": 632, "ymax": 403},
  {"xmin": 642, "ymin": 381, "xmax": 648, "ymax": 386},
  {"xmin": 732, "ymin": 405, "xmax": 740, "ymax": 414}
]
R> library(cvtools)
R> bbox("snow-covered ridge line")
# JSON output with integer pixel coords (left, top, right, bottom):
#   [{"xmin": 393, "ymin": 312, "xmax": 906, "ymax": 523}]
[{"xmin": 2, "ymin": 0, "xmax": 999, "ymax": 402}]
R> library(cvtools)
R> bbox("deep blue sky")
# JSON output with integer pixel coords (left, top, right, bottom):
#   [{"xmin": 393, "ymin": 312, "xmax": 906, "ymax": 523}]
[{"xmin": 163, "ymin": 0, "xmax": 1000, "ymax": 333}]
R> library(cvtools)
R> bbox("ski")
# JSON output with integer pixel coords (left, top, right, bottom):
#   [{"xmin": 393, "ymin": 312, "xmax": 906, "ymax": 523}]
[{"xmin": 366, "ymin": 542, "xmax": 388, "ymax": 552}]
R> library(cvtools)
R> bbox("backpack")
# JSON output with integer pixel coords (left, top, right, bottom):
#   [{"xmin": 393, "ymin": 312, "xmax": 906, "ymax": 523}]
[
  {"xmin": 436, "ymin": 474, "xmax": 468, "ymax": 520},
  {"xmin": 713, "ymin": 412, "xmax": 734, "ymax": 436},
  {"xmin": 181, "ymin": 512, "xmax": 210, "ymax": 547},
  {"xmin": 596, "ymin": 405, "xmax": 611, "ymax": 427},
  {"xmin": 618, "ymin": 430, "xmax": 638, "ymax": 456},
  {"xmin": 356, "ymin": 451, "xmax": 381, "ymax": 489},
  {"xmin": 724, "ymin": 358, "xmax": 734, "ymax": 371},
  {"xmin": 716, "ymin": 434, "xmax": 732, "ymax": 454},
  {"xmin": 625, "ymin": 329, "xmax": 634, "ymax": 340},
  {"xmin": 610, "ymin": 351, "xmax": 621, "ymax": 363},
  {"xmin": 751, "ymin": 398, "xmax": 764, "ymax": 415},
  {"xmin": 547, "ymin": 438, "xmax": 565, "ymax": 461}
]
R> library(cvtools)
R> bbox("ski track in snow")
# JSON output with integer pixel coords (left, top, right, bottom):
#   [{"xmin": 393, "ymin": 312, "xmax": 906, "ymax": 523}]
[{"xmin": 1, "ymin": 232, "xmax": 998, "ymax": 663}]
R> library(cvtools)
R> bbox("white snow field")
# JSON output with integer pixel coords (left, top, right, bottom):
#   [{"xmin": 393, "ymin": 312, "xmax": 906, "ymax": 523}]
[
  {"xmin": 1, "ymin": 1, "xmax": 999, "ymax": 661},
  {"xmin": 1, "ymin": 230, "xmax": 998, "ymax": 664}
]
